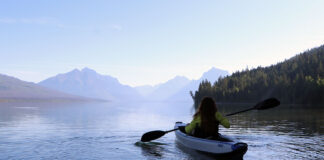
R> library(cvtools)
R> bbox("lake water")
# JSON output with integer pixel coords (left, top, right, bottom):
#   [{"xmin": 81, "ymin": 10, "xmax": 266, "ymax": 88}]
[{"xmin": 0, "ymin": 101, "xmax": 323, "ymax": 160}]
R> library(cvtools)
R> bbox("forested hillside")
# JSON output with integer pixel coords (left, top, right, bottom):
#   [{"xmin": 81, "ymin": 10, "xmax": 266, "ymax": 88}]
[{"xmin": 191, "ymin": 45, "xmax": 324, "ymax": 109}]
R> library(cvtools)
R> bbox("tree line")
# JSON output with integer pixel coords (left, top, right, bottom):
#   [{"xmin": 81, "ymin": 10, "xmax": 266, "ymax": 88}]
[{"xmin": 191, "ymin": 45, "xmax": 324, "ymax": 109}]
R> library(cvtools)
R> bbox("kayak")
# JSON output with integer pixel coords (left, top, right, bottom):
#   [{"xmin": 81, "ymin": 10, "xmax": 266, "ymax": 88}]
[{"xmin": 174, "ymin": 122, "xmax": 248, "ymax": 157}]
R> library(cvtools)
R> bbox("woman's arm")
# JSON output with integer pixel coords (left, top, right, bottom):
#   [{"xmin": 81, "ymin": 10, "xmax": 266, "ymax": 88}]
[
  {"xmin": 185, "ymin": 117, "xmax": 199, "ymax": 134},
  {"xmin": 215, "ymin": 112, "xmax": 230, "ymax": 128}
]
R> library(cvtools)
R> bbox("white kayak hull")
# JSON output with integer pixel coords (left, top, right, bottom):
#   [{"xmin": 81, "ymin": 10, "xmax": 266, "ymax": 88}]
[{"xmin": 174, "ymin": 122, "xmax": 247, "ymax": 156}]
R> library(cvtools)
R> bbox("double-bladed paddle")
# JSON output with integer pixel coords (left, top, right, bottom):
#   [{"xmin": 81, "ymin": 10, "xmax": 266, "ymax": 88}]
[{"xmin": 140, "ymin": 97, "xmax": 280, "ymax": 142}]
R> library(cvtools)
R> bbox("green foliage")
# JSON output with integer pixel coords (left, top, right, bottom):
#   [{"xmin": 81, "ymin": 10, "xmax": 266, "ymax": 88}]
[{"xmin": 191, "ymin": 45, "xmax": 324, "ymax": 109}]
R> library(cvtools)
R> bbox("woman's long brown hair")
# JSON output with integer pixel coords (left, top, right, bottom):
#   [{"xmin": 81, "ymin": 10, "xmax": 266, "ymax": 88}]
[{"xmin": 194, "ymin": 97, "xmax": 219, "ymax": 136}]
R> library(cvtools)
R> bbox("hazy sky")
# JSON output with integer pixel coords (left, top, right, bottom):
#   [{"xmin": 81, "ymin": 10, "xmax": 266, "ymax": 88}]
[{"xmin": 1, "ymin": 0, "xmax": 324, "ymax": 86}]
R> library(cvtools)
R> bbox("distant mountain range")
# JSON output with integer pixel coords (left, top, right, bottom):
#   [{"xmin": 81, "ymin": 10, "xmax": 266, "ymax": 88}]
[
  {"xmin": 0, "ymin": 67, "xmax": 228, "ymax": 102},
  {"xmin": 168, "ymin": 67, "xmax": 229, "ymax": 101},
  {"xmin": 136, "ymin": 76, "xmax": 191, "ymax": 101},
  {"xmin": 0, "ymin": 74, "xmax": 88, "ymax": 102},
  {"xmin": 135, "ymin": 67, "xmax": 229, "ymax": 102},
  {"xmin": 38, "ymin": 68, "xmax": 142, "ymax": 102}
]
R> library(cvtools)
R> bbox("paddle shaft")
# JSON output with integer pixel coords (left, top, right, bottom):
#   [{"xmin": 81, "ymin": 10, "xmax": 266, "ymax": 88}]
[
  {"xmin": 225, "ymin": 107, "xmax": 255, "ymax": 116},
  {"xmin": 164, "ymin": 107, "xmax": 255, "ymax": 134},
  {"xmin": 165, "ymin": 128, "xmax": 179, "ymax": 133},
  {"xmin": 164, "ymin": 98, "xmax": 278, "ymax": 132},
  {"xmin": 169, "ymin": 107, "xmax": 254, "ymax": 132}
]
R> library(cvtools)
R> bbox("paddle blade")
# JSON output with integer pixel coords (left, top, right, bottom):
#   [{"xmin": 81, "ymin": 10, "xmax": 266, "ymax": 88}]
[
  {"xmin": 255, "ymin": 98, "xmax": 280, "ymax": 110},
  {"xmin": 141, "ymin": 130, "xmax": 166, "ymax": 142}
]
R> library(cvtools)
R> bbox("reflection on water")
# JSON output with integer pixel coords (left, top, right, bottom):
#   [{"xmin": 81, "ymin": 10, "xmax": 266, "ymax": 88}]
[
  {"xmin": 135, "ymin": 141, "xmax": 167, "ymax": 157},
  {"xmin": 0, "ymin": 101, "xmax": 323, "ymax": 159}
]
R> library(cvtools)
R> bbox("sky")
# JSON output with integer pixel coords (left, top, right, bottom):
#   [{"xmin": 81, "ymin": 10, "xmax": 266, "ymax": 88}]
[{"xmin": 1, "ymin": 0, "xmax": 324, "ymax": 86}]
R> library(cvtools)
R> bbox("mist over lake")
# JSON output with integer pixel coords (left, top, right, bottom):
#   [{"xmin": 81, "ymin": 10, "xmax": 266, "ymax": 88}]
[{"xmin": 0, "ymin": 102, "xmax": 322, "ymax": 160}]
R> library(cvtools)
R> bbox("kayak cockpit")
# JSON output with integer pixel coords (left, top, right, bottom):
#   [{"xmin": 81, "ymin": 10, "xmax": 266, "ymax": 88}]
[{"xmin": 178, "ymin": 125, "xmax": 233, "ymax": 142}]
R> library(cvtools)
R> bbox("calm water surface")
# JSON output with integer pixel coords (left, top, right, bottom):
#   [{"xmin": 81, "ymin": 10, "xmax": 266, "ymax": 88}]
[{"xmin": 0, "ymin": 101, "xmax": 323, "ymax": 160}]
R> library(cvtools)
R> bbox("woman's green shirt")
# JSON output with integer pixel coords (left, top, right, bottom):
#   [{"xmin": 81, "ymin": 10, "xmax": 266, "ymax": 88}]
[{"xmin": 185, "ymin": 112, "xmax": 230, "ymax": 134}]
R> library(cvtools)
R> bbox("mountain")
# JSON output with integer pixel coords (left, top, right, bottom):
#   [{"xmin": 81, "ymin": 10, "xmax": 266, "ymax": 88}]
[
  {"xmin": 38, "ymin": 67, "xmax": 142, "ymax": 101},
  {"xmin": 141, "ymin": 76, "xmax": 191, "ymax": 101},
  {"xmin": 199, "ymin": 67, "xmax": 229, "ymax": 83},
  {"xmin": 0, "ymin": 74, "xmax": 87, "ymax": 102},
  {"xmin": 167, "ymin": 67, "xmax": 229, "ymax": 102},
  {"xmin": 134, "ymin": 85, "xmax": 158, "ymax": 97}
]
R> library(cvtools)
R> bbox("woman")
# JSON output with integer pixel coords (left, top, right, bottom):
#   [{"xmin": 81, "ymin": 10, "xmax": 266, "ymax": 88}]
[{"xmin": 185, "ymin": 97, "xmax": 230, "ymax": 138}]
